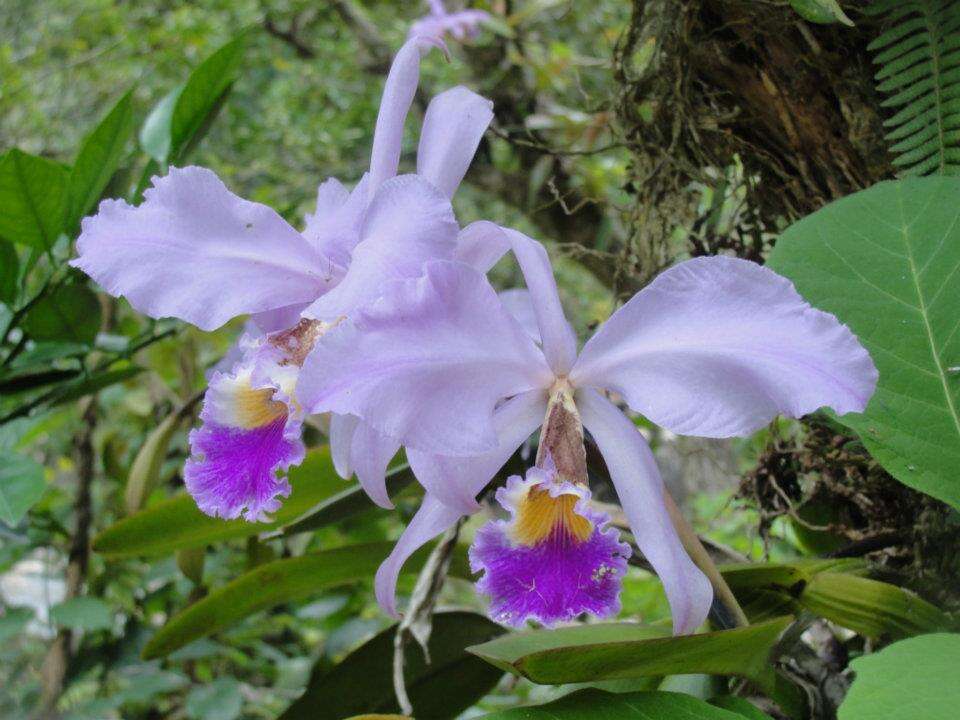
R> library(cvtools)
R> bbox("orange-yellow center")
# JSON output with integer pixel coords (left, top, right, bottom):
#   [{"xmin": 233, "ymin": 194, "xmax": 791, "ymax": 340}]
[{"xmin": 510, "ymin": 487, "xmax": 593, "ymax": 546}]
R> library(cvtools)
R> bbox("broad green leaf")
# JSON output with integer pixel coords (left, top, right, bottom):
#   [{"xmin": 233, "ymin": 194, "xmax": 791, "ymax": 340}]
[
  {"xmin": 141, "ymin": 36, "xmax": 244, "ymax": 164},
  {"xmin": 0, "ymin": 451, "xmax": 45, "ymax": 526},
  {"xmin": 280, "ymin": 612, "xmax": 505, "ymax": 720},
  {"xmin": 0, "ymin": 242, "xmax": 17, "ymax": 304},
  {"xmin": 838, "ymin": 633, "xmax": 960, "ymax": 720},
  {"xmin": 710, "ymin": 696, "xmax": 775, "ymax": 720},
  {"xmin": 185, "ymin": 679, "xmax": 242, "ymax": 720},
  {"xmin": 768, "ymin": 178, "xmax": 960, "ymax": 510},
  {"xmin": 96, "ymin": 447, "xmax": 363, "ymax": 557},
  {"xmin": 0, "ymin": 149, "xmax": 68, "ymax": 250},
  {"xmin": 22, "ymin": 283, "xmax": 102, "ymax": 344},
  {"xmin": 65, "ymin": 90, "xmax": 136, "ymax": 232},
  {"xmin": 139, "ymin": 87, "xmax": 182, "ymax": 163},
  {"xmin": 800, "ymin": 572, "xmax": 952, "ymax": 638},
  {"xmin": 8, "ymin": 341, "xmax": 88, "ymax": 370},
  {"xmin": 142, "ymin": 541, "xmax": 469, "ymax": 659},
  {"xmin": 50, "ymin": 596, "xmax": 114, "ymax": 631},
  {"xmin": 478, "ymin": 689, "xmax": 747, "ymax": 719},
  {"xmin": 468, "ymin": 618, "xmax": 795, "ymax": 707},
  {"xmin": 0, "ymin": 607, "xmax": 33, "ymax": 642},
  {"xmin": 789, "ymin": 0, "xmax": 853, "ymax": 26}
]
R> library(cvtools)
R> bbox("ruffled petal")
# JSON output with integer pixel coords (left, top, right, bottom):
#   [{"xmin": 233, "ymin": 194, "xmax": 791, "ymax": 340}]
[
  {"xmin": 570, "ymin": 256, "xmax": 878, "ymax": 438},
  {"xmin": 71, "ymin": 166, "xmax": 334, "ymax": 331},
  {"xmin": 374, "ymin": 493, "xmax": 463, "ymax": 617},
  {"xmin": 417, "ymin": 86, "xmax": 493, "ymax": 198},
  {"xmin": 298, "ymin": 261, "xmax": 551, "ymax": 456},
  {"xmin": 185, "ymin": 355, "xmax": 304, "ymax": 522},
  {"xmin": 302, "ymin": 175, "xmax": 459, "ymax": 321},
  {"xmin": 407, "ymin": 388, "xmax": 548, "ymax": 513},
  {"xmin": 455, "ymin": 222, "xmax": 577, "ymax": 374},
  {"xmin": 576, "ymin": 388, "xmax": 712, "ymax": 635},
  {"xmin": 470, "ymin": 468, "xmax": 630, "ymax": 627}
]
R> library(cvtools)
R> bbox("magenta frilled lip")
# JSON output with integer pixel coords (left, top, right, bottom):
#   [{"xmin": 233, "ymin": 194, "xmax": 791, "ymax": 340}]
[{"xmin": 469, "ymin": 468, "xmax": 631, "ymax": 627}]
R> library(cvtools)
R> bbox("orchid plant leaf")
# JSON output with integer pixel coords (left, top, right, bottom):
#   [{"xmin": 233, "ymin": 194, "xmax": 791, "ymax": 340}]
[
  {"xmin": 0, "ymin": 149, "xmax": 68, "ymax": 251},
  {"xmin": 467, "ymin": 617, "xmax": 802, "ymax": 716},
  {"xmin": 94, "ymin": 447, "xmax": 353, "ymax": 557},
  {"xmin": 142, "ymin": 542, "xmax": 471, "ymax": 659},
  {"xmin": 477, "ymin": 689, "xmax": 761, "ymax": 719},
  {"xmin": 769, "ymin": 177, "xmax": 960, "ymax": 511},
  {"xmin": 279, "ymin": 611, "xmax": 504, "ymax": 720}
]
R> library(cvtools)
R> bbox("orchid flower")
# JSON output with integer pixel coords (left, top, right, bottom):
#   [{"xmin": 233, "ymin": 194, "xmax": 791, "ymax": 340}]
[
  {"xmin": 297, "ymin": 223, "xmax": 878, "ymax": 633},
  {"xmin": 70, "ymin": 38, "xmax": 493, "ymax": 521},
  {"xmin": 410, "ymin": 0, "xmax": 489, "ymax": 43}
]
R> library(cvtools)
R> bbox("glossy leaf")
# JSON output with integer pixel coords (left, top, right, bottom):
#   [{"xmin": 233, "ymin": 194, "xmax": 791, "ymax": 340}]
[
  {"xmin": 800, "ymin": 572, "xmax": 953, "ymax": 638},
  {"xmin": 710, "ymin": 697, "xmax": 775, "ymax": 719},
  {"xmin": 0, "ymin": 242, "xmax": 17, "ymax": 305},
  {"xmin": 0, "ymin": 451, "xmax": 45, "ymax": 526},
  {"xmin": 768, "ymin": 178, "xmax": 960, "ymax": 510},
  {"xmin": 22, "ymin": 283, "xmax": 102, "ymax": 345},
  {"xmin": 124, "ymin": 410, "xmax": 186, "ymax": 514},
  {"xmin": 478, "ymin": 689, "xmax": 748, "ymax": 719},
  {"xmin": 140, "ymin": 36, "xmax": 244, "ymax": 164},
  {"xmin": 50, "ymin": 597, "xmax": 114, "ymax": 631},
  {"xmin": 280, "ymin": 612, "xmax": 505, "ymax": 720},
  {"xmin": 65, "ymin": 90, "xmax": 136, "ymax": 233},
  {"xmin": 0, "ymin": 149, "xmax": 68, "ymax": 250},
  {"xmin": 95, "ymin": 446, "xmax": 348, "ymax": 557},
  {"xmin": 276, "ymin": 464, "xmax": 416, "ymax": 537},
  {"xmin": 838, "ymin": 633, "xmax": 960, "ymax": 720},
  {"xmin": 789, "ymin": 0, "xmax": 853, "ymax": 26},
  {"xmin": 48, "ymin": 366, "xmax": 143, "ymax": 406},
  {"xmin": 142, "ymin": 542, "xmax": 470, "ymax": 659},
  {"xmin": 468, "ymin": 617, "xmax": 793, "ymax": 702}
]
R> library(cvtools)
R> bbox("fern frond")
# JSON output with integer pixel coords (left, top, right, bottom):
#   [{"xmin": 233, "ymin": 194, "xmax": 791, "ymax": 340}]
[{"xmin": 867, "ymin": 0, "xmax": 960, "ymax": 175}]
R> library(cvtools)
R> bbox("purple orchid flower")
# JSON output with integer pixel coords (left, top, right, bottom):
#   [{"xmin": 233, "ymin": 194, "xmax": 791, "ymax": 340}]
[
  {"xmin": 410, "ymin": 1, "xmax": 489, "ymax": 43},
  {"xmin": 70, "ymin": 38, "xmax": 493, "ymax": 521},
  {"xmin": 296, "ymin": 223, "xmax": 878, "ymax": 633}
]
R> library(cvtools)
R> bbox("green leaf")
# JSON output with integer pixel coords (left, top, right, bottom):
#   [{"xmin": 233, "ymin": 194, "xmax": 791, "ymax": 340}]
[
  {"xmin": 141, "ymin": 36, "xmax": 245, "ymax": 163},
  {"xmin": 0, "ymin": 149, "xmax": 68, "ymax": 250},
  {"xmin": 710, "ymin": 696, "xmax": 775, "ymax": 720},
  {"xmin": 0, "ymin": 368, "xmax": 81, "ymax": 396},
  {"xmin": 22, "ymin": 283, "xmax": 102, "ymax": 344},
  {"xmin": 65, "ymin": 90, "xmax": 136, "ymax": 233},
  {"xmin": 0, "ymin": 607, "xmax": 33, "ymax": 643},
  {"xmin": 185, "ymin": 679, "xmax": 242, "ymax": 720},
  {"xmin": 280, "ymin": 611, "xmax": 505, "ymax": 720},
  {"xmin": 800, "ymin": 572, "xmax": 953, "ymax": 638},
  {"xmin": 139, "ymin": 87, "xmax": 182, "ymax": 163},
  {"xmin": 142, "ymin": 541, "xmax": 468, "ymax": 659},
  {"xmin": 0, "ymin": 242, "xmax": 17, "ymax": 305},
  {"xmin": 468, "ymin": 618, "xmax": 795, "ymax": 706},
  {"xmin": 50, "ymin": 597, "xmax": 114, "ymax": 631},
  {"xmin": 0, "ymin": 451, "xmax": 45, "ymax": 526},
  {"xmin": 838, "ymin": 633, "xmax": 960, "ymax": 720},
  {"xmin": 276, "ymin": 464, "xmax": 416, "ymax": 537},
  {"xmin": 789, "ymin": 0, "xmax": 854, "ymax": 26},
  {"xmin": 95, "ymin": 447, "xmax": 361, "ymax": 557},
  {"xmin": 124, "ymin": 409, "xmax": 186, "ymax": 514},
  {"xmin": 48, "ymin": 366, "xmax": 143, "ymax": 406},
  {"xmin": 478, "ymin": 689, "xmax": 747, "ymax": 719},
  {"xmin": 768, "ymin": 177, "xmax": 960, "ymax": 510}
]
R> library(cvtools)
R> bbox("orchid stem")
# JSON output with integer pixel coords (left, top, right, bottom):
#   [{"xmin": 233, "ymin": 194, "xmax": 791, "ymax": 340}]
[{"xmin": 663, "ymin": 492, "xmax": 750, "ymax": 629}]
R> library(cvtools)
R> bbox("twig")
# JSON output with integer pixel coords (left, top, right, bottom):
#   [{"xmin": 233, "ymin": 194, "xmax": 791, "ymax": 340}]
[
  {"xmin": 263, "ymin": 15, "xmax": 316, "ymax": 59},
  {"xmin": 392, "ymin": 518, "xmax": 464, "ymax": 715},
  {"xmin": 36, "ymin": 398, "xmax": 97, "ymax": 719}
]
